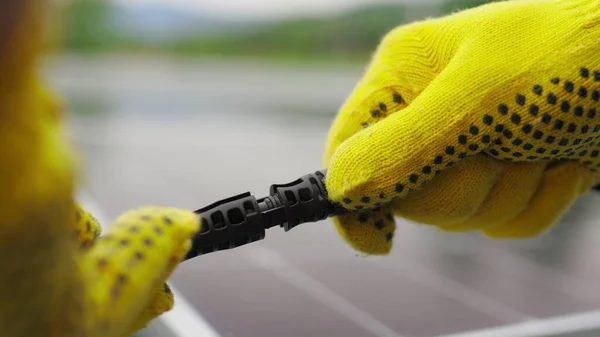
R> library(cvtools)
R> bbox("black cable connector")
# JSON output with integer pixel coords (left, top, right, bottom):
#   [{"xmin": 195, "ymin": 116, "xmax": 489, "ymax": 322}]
[{"xmin": 183, "ymin": 169, "xmax": 346, "ymax": 261}]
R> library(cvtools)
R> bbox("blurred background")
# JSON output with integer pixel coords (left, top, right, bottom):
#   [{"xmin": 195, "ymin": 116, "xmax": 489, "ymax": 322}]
[{"xmin": 42, "ymin": 0, "xmax": 600, "ymax": 336}]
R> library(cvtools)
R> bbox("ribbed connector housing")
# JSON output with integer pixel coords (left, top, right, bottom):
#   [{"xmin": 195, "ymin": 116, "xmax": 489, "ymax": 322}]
[{"xmin": 183, "ymin": 170, "xmax": 346, "ymax": 260}]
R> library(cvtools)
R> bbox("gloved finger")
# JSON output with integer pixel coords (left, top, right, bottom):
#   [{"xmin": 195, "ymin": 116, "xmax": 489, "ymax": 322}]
[
  {"xmin": 126, "ymin": 283, "xmax": 174, "ymax": 335},
  {"xmin": 325, "ymin": 68, "xmax": 495, "ymax": 210},
  {"xmin": 71, "ymin": 203, "xmax": 102, "ymax": 249},
  {"xmin": 323, "ymin": 84, "xmax": 411, "ymax": 168},
  {"xmin": 483, "ymin": 161, "xmax": 595, "ymax": 238},
  {"xmin": 332, "ymin": 205, "xmax": 396, "ymax": 255},
  {"xmin": 440, "ymin": 161, "xmax": 547, "ymax": 231},
  {"xmin": 80, "ymin": 207, "xmax": 199, "ymax": 336},
  {"xmin": 323, "ymin": 22, "xmax": 441, "ymax": 168},
  {"xmin": 392, "ymin": 154, "xmax": 504, "ymax": 227}
]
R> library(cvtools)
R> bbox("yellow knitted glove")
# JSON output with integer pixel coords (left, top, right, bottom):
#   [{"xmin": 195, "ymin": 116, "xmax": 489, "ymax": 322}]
[
  {"xmin": 324, "ymin": 0, "xmax": 600, "ymax": 255},
  {"xmin": 0, "ymin": 2, "xmax": 200, "ymax": 336},
  {"xmin": 73, "ymin": 204, "xmax": 199, "ymax": 337}
]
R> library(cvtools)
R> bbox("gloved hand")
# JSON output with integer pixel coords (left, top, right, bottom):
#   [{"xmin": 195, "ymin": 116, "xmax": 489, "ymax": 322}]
[
  {"xmin": 73, "ymin": 204, "xmax": 199, "ymax": 336},
  {"xmin": 323, "ymin": 0, "xmax": 600, "ymax": 255},
  {"xmin": 0, "ymin": 2, "xmax": 199, "ymax": 336}
]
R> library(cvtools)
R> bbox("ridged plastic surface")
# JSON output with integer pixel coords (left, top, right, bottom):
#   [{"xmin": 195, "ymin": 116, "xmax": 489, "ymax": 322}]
[{"xmin": 183, "ymin": 170, "xmax": 346, "ymax": 260}]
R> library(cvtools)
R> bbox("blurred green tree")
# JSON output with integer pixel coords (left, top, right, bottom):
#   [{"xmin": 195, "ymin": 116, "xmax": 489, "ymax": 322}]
[
  {"xmin": 170, "ymin": 5, "xmax": 406, "ymax": 61},
  {"xmin": 61, "ymin": 0, "xmax": 118, "ymax": 51},
  {"xmin": 55, "ymin": 0, "xmax": 499, "ymax": 61}
]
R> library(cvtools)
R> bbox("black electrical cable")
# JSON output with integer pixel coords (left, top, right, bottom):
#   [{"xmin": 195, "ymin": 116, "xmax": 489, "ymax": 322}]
[{"xmin": 182, "ymin": 170, "xmax": 600, "ymax": 261}]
